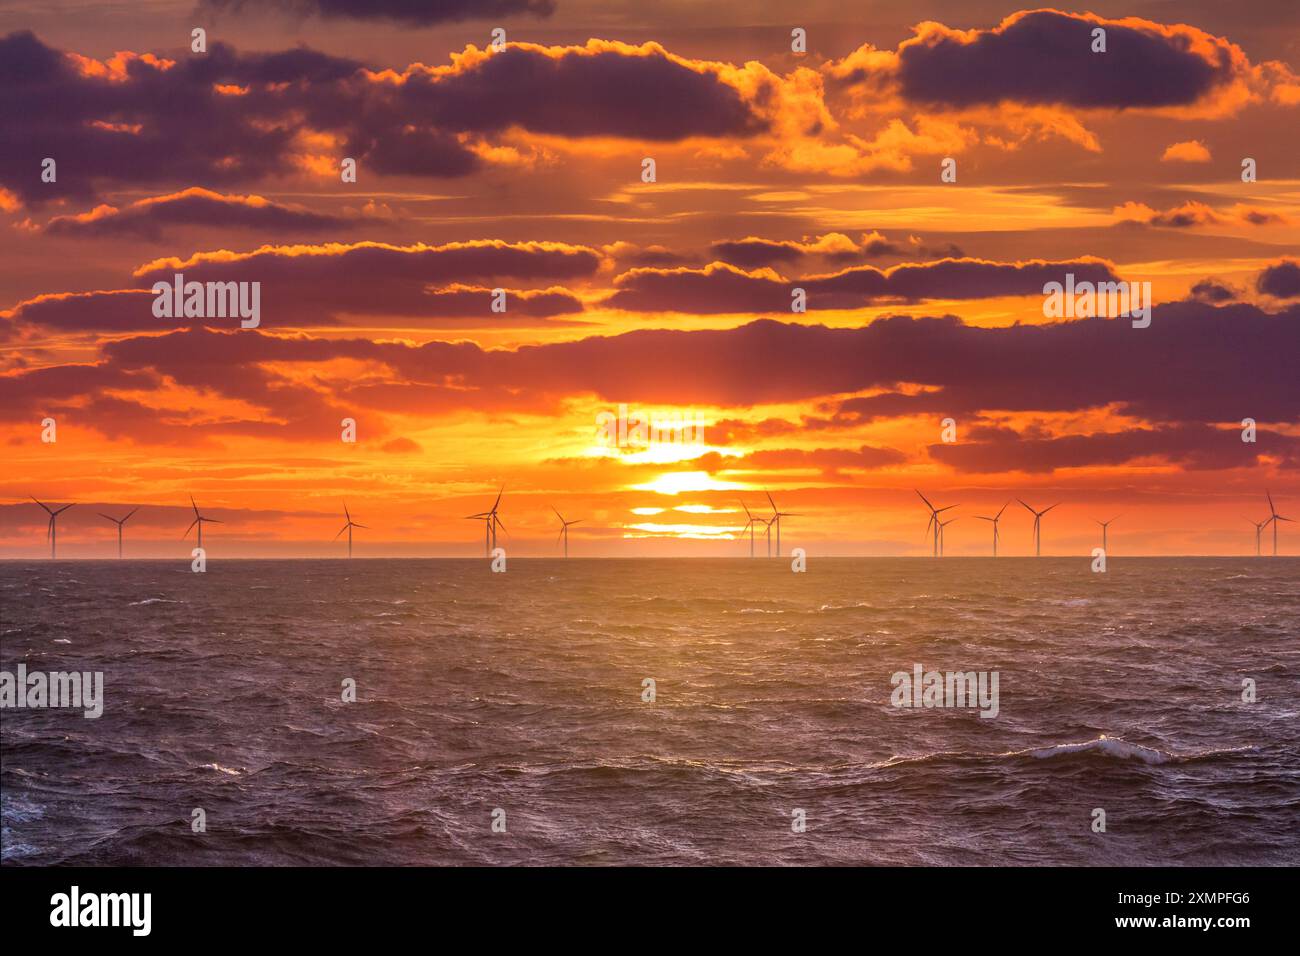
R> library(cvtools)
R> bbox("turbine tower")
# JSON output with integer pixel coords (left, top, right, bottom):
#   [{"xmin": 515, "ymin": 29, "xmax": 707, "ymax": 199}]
[
  {"xmin": 974, "ymin": 501, "xmax": 1010, "ymax": 557},
  {"xmin": 98, "ymin": 506, "xmax": 139, "ymax": 558},
  {"xmin": 1018, "ymin": 498, "xmax": 1060, "ymax": 557},
  {"xmin": 1265, "ymin": 490, "xmax": 1293, "ymax": 556},
  {"xmin": 937, "ymin": 516, "xmax": 957, "ymax": 557},
  {"xmin": 183, "ymin": 496, "xmax": 222, "ymax": 551},
  {"xmin": 31, "ymin": 496, "xmax": 74, "ymax": 559},
  {"xmin": 1095, "ymin": 514, "xmax": 1120, "ymax": 552},
  {"xmin": 739, "ymin": 501, "xmax": 759, "ymax": 558},
  {"xmin": 765, "ymin": 491, "xmax": 799, "ymax": 557},
  {"xmin": 1247, "ymin": 517, "xmax": 1270, "ymax": 557},
  {"xmin": 465, "ymin": 487, "xmax": 506, "ymax": 557},
  {"xmin": 333, "ymin": 501, "xmax": 367, "ymax": 558},
  {"xmin": 552, "ymin": 506, "xmax": 581, "ymax": 558},
  {"xmin": 915, "ymin": 489, "xmax": 957, "ymax": 557}
]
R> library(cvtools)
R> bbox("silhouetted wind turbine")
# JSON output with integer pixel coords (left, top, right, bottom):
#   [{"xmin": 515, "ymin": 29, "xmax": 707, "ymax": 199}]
[
  {"xmin": 916, "ymin": 489, "xmax": 957, "ymax": 557},
  {"xmin": 333, "ymin": 501, "xmax": 367, "ymax": 558},
  {"xmin": 765, "ymin": 491, "xmax": 799, "ymax": 557},
  {"xmin": 183, "ymin": 496, "xmax": 222, "ymax": 551},
  {"xmin": 1246, "ymin": 517, "xmax": 1270, "ymax": 557},
  {"xmin": 974, "ymin": 501, "xmax": 1010, "ymax": 557},
  {"xmin": 1265, "ymin": 490, "xmax": 1293, "ymax": 556},
  {"xmin": 1018, "ymin": 498, "xmax": 1060, "ymax": 557},
  {"xmin": 1095, "ymin": 514, "xmax": 1121, "ymax": 552},
  {"xmin": 552, "ymin": 506, "xmax": 581, "ymax": 558},
  {"xmin": 739, "ymin": 501, "xmax": 759, "ymax": 558},
  {"xmin": 938, "ymin": 516, "xmax": 957, "ymax": 556},
  {"xmin": 31, "ymin": 496, "xmax": 74, "ymax": 559},
  {"xmin": 98, "ymin": 506, "xmax": 139, "ymax": 558},
  {"xmin": 465, "ymin": 487, "xmax": 505, "ymax": 556}
]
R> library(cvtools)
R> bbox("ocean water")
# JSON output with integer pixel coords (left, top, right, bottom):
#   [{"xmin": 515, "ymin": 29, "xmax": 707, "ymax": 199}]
[{"xmin": 2, "ymin": 557, "xmax": 1297, "ymax": 866}]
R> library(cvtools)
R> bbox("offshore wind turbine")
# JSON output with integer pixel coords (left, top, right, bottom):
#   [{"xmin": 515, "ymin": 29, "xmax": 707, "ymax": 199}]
[
  {"xmin": 31, "ymin": 496, "xmax": 74, "ymax": 559},
  {"xmin": 1247, "ymin": 517, "xmax": 1270, "ymax": 557},
  {"xmin": 1095, "ymin": 514, "xmax": 1121, "ymax": 552},
  {"xmin": 465, "ymin": 487, "xmax": 506, "ymax": 557},
  {"xmin": 739, "ymin": 501, "xmax": 759, "ymax": 558},
  {"xmin": 333, "ymin": 501, "xmax": 367, "ymax": 558},
  {"xmin": 938, "ymin": 516, "xmax": 957, "ymax": 557},
  {"xmin": 974, "ymin": 501, "xmax": 1010, "ymax": 557},
  {"xmin": 765, "ymin": 491, "xmax": 799, "ymax": 557},
  {"xmin": 98, "ymin": 506, "xmax": 139, "ymax": 558},
  {"xmin": 760, "ymin": 515, "xmax": 774, "ymax": 558},
  {"xmin": 183, "ymin": 495, "xmax": 222, "ymax": 551},
  {"xmin": 1265, "ymin": 490, "xmax": 1293, "ymax": 556},
  {"xmin": 1018, "ymin": 498, "xmax": 1060, "ymax": 557},
  {"xmin": 915, "ymin": 489, "xmax": 957, "ymax": 557},
  {"xmin": 552, "ymin": 506, "xmax": 581, "ymax": 558}
]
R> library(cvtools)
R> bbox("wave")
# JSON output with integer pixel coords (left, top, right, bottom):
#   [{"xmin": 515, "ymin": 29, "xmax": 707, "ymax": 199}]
[
  {"xmin": 128, "ymin": 598, "xmax": 181, "ymax": 606},
  {"xmin": 881, "ymin": 736, "xmax": 1256, "ymax": 769}
]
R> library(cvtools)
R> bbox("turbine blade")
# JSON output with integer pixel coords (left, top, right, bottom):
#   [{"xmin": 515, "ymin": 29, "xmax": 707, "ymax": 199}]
[
  {"xmin": 1018, "ymin": 498, "xmax": 1034, "ymax": 514},
  {"xmin": 53, "ymin": 503, "xmax": 74, "ymax": 515},
  {"xmin": 333, "ymin": 524, "xmax": 349, "ymax": 540},
  {"xmin": 123, "ymin": 507, "xmax": 139, "ymax": 522},
  {"xmin": 352, "ymin": 523, "xmax": 369, "ymax": 530},
  {"xmin": 191, "ymin": 495, "xmax": 200, "ymax": 517},
  {"xmin": 205, "ymin": 518, "xmax": 224, "ymax": 524},
  {"xmin": 1042, "ymin": 503, "xmax": 1061, "ymax": 514},
  {"xmin": 183, "ymin": 518, "xmax": 198, "ymax": 538},
  {"xmin": 492, "ymin": 487, "xmax": 504, "ymax": 511},
  {"xmin": 915, "ymin": 489, "xmax": 935, "ymax": 510},
  {"xmin": 30, "ymin": 496, "xmax": 53, "ymax": 515},
  {"xmin": 996, "ymin": 500, "xmax": 1011, "ymax": 519}
]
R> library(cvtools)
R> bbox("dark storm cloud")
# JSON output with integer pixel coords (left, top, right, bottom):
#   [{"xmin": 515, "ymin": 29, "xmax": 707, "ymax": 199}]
[
  {"xmin": 199, "ymin": 0, "xmax": 556, "ymax": 26},
  {"xmin": 15, "ymin": 298, "xmax": 1285, "ymax": 433},
  {"xmin": 889, "ymin": 10, "xmax": 1244, "ymax": 109},
  {"xmin": 0, "ymin": 32, "xmax": 764, "ymax": 205},
  {"xmin": 0, "ymin": 31, "xmax": 376, "ymax": 205},
  {"xmin": 1257, "ymin": 259, "xmax": 1300, "ymax": 299},
  {"xmin": 1187, "ymin": 279, "xmax": 1238, "ymax": 304},
  {"xmin": 391, "ymin": 42, "xmax": 768, "ymax": 141},
  {"xmin": 927, "ymin": 423, "xmax": 1300, "ymax": 473},
  {"xmin": 708, "ymin": 234, "xmax": 914, "ymax": 271},
  {"xmin": 129, "ymin": 240, "xmax": 599, "ymax": 324},
  {"xmin": 602, "ymin": 258, "xmax": 1121, "ymax": 313},
  {"xmin": 42, "ymin": 188, "xmax": 346, "ymax": 239}
]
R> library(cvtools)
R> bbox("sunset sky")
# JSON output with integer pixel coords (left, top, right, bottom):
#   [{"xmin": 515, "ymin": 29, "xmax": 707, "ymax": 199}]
[{"xmin": 2, "ymin": 0, "xmax": 1298, "ymax": 557}]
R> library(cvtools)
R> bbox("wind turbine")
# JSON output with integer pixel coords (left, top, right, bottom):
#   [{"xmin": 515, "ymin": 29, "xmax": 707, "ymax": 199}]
[
  {"xmin": 739, "ymin": 501, "xmax": 759, "ymax": 558},
  {"xmin": 1246, "ymin": 517, "xmax": 1270, "ymax": 557},
  {"xmin": 465, "ymin": 487, "xmax": 506, "ymax": 557},
  {"xmin": 915, "ymin": 489, "xmax": 957, "ymax": 557},
  {"xmin": 765, "ymin": 491, "xmax": 799, "ymax": 557},
  {"xmin": 1095, "ymin": 514, "xmax": 1121, "ymax": 552},
  {"xmin": 938, "ymin": 516, "xmax": 957, "ymax": 556},
  {"xmin": 552, "ymin": 506, "xmax": 581, "ymax": 558},
  {"xmin": 98, "ymin": 506, "xmax": 139, "ymax": 558},
  {"xmin": 1018, "ymin": 498, "xmax": 1060, "ymax": 557},
  {"xmin": 974, "ymin": 501, "xmax": 1010, "ymax": 557},
  {"xmin": 333, "ymin": 501, "xmax": 367, "ymax": 558},
  {"xmin": 1265, "ymin": 490, "xmax": 1293, "ymax": 556},
  {"xmin": 31, "ymin": 496, "xmax": 74, "ymax": 559},
  {"xmin": 760, "ymin": 515, "xmax": 774, "ymax": 558},
  {"xmin": 183, "ymin": 496, "xmax": 222, "ymax": 551}
]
